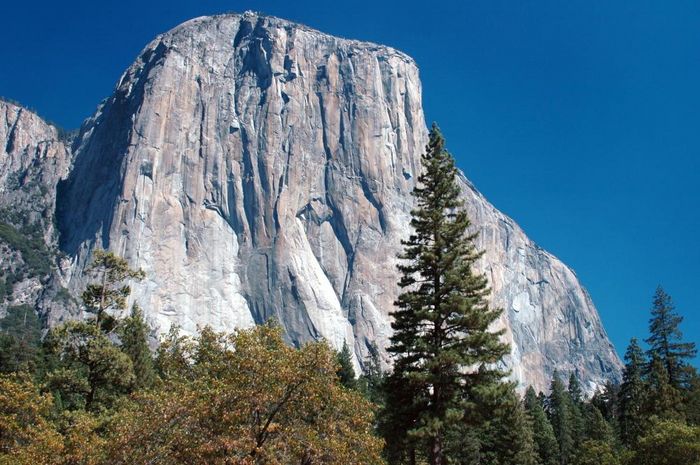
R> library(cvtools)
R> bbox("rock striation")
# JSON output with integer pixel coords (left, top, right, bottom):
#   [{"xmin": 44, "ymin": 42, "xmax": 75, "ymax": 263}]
[
  {"xmin": 0, "ymin": 101, "xmax": 71, "ymax": 241},
  {"xmin": 0, "ymin": 100, "xmax": 74, "ymax": 316},
  {"xmin": 2, "ymin": 12, "xmax": 621, "ymax": 392}
]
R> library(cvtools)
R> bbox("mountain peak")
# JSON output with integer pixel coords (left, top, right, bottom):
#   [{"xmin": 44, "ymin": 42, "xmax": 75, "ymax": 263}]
[{"xmin": 1, "ymin": 13, "xmax": 621, "ymax": 393}]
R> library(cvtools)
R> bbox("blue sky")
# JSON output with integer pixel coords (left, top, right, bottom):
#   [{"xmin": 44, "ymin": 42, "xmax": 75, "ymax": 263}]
[{"xmin": 2, "ymin": 0, "xmax": 698, "ymax": 364}]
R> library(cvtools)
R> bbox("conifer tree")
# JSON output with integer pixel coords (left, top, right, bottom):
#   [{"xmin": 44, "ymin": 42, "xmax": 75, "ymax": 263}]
[
  {"xmin": 645, "ymin": 286, "xmax": 697, "ymax": 390},
  {"xmin": 43, "ymin": 321, "xmax": 135, "ymax": 411},
  {"xmin": 618, "ymin": 338, "xmax": 646, "ymax": 447},
  {"xmin": 379, "ymin": 370, "xmax": 426, "ymax": 465},
  {"xmin": 644, "ymin": 355, "xmax": 684, "ymax": 421},
  {"xmin": 358, "ymin": 342, "xmax": 385, "ymax": 405},
  {"xmin": 336, "ymin": 341, "xmax": 357, "ymax": 390},
  {"xmin": 686, "ymin": 373, "xmax": 700, "ymax": 426},
  {"xmin": 568, "ymin": 373, "xmax": 586, "ymax": 450},
  {"xmin": 481, "ymin": 387, "xmax": 539, "ymax": 465},
  {"xmin": 547, "ymin": 371, "xmax": 575, "ymax": 465},
  {"xmin": 573, "ymin": 440, "xmax": 620, "ymax": 465},
  {"xmin": 591, "ymin": 381, "xmax": 619, "ymax": 424},
  {"xmin": 81, "ymin": 249, "xmax": 145, "ymax": 330},
  {"xmin": 118, "ymin": 304, "xmax": 155, "ymax": 390},
  {"xmin": 0, "ymin": 305, "xmax": 42, "ymax": 374},
  {"xmin": 583, "ymin": 404, "xmax": 614, "ymax": 444},
  {"xmin": 525, "ymin": 386, "xmax": 560, "ymax": 465},
  {"xmin": 385, "ymin": 124, "xmax": 509, "ymax": 465}
]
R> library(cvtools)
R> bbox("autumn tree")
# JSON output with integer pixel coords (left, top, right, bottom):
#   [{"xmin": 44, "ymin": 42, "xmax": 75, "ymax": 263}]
[
  {"xmin": 384, "ymin": 124, "xmax": 509, "ymax": 465},
  {"xmin": 0, "ymin": 374, "xmax": 63, "ymax": 464},
  {"xmin": 104, "ymin": 324, "xmax": 384, "ymax": 465}
]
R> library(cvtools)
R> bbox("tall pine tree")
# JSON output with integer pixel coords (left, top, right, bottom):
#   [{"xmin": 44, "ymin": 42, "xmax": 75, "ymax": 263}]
[
  {"xmin": 618, "ymin": 338, "xmax": 646, "ymax": 447},
  {"xmin": 118, "ymin": 304, "xmax": 156, "ymax": 391},
  {"xmin": 525, "ymin": 386, "xmax": 560, "ymax": 465},
  {"xmin": 644, "ymin": 355, "xmax": 684, "ymax": 421},
  {"xmin": 481, "ymin": 387, "xmax": 539, "ymax": 465},
  {"xmin": 645, "ymin": 286, "xmax": 697, "ymax": 390},
  {"xmin": 568, "ymin": 373, "xmax": 586, "ymax": 450},
  {"xmin": 81, "ymin": 249, "xmax": 145, "ymax": 331},
  {"xmin": 385, "ymin": 124, "xmax": 509, "ymax": 465},
  {"xmin": 336, "ymin": 341, "xmax": 357, "ymax": 390},
  {"xmin": 547, "ymin": 371, "xmax": 576, "ymax": 465}
]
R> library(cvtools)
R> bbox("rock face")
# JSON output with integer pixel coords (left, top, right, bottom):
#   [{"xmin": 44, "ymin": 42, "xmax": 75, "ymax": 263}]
[
  {"xmin": 4, "ymin": 13, "xmax": 621, "ymax": 392},
  {"xmin": 0, "ymin": 101, "xmax": 70, "ymax": 241},
  {"xmin": 0, "ymin": 101, "xmax": 74, "ymax": 315}
]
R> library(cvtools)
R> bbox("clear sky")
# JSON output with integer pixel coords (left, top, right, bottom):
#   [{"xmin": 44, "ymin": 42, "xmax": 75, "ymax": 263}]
[{"xmin": 2, "ymin": 0, "xmax": 698, "ymax": 364}]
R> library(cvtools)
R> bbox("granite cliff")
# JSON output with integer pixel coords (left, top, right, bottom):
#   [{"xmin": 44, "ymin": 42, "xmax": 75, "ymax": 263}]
[{"xmin": 0, "ymin": 12, "xmax": 621, "ymax": 392}]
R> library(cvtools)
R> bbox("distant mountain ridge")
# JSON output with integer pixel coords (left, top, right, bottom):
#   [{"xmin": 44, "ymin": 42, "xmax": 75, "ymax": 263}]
[{"xmin": 0, "ymin": 11, "xmax": 621, "ymax": 392}]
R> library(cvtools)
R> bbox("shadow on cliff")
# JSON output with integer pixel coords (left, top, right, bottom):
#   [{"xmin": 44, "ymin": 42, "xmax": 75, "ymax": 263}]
[{"xmin": 56, "ymin": 42, "xmax": 168, "ymax": 257}]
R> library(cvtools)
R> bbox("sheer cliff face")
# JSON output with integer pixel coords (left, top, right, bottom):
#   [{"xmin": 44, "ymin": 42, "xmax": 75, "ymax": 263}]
[
  {"xmin": 0, "ymin": 101, "xmax": 73, "ymax": 313},
  {"xmin": 1, "ymin": 102, "xmax": 70, "ymax": 238},
  {"xmin": 40, "ymin": 13, "xmax": 618, "ymax": 391}
]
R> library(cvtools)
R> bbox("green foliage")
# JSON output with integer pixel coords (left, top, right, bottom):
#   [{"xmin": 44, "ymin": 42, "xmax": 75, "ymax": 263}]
[
  {"xmin": 583, "ymin": 404, "xmax": 614, "ymax": 444},
  {"xmin": 81, "ymin": 249, "xmax": 145, "ymax": 328},
  {"xmin": 525, "ymin": 386, "xmax": 560, "ymax": 465},
  {"xmin": 645, "ymin": 286, "xmax": 697, "ymax": 390},
  {"xmin": 568, "ymin": 374, "xmax": 586, "ymax": 450},
  {"xmin": 479, "ymin": 386, "xmax": 539, "ymax": 465},
  {"xmin": 117, "ymin": 304, "xmax": 155, "ymax": 391},
  {"xmin": 573, "ymin": 440, "xmax": 620, "ymax": 465},
  {"xmin": 619, "ymin": 338, "xmax": 647, "ymax": 446},
  {"xmin": 154, "ymin": 325, "xmax": 195, "ymax": 381},
  {"xmin": 0, "ymin": 222, "xmax": 53, "ymax": 300},
  {"xmin": 686, "ymin": 373, "xmax": 700, "ymax": 426},
  {"xmin": 384, "ymin": 124, "xmax": 509, "ymax": 465},
  {"xmin": 547, "ymin": 371, "xmax": 576, "ymax": 465},
  {"xmin": 53, "ymin": 286, "xmax": 76, "ymax": 306},
  {"xmin": 591, "ymin": 381, "xmax": 619, "ymax": 425},
  {"xmin": 358, "ymin": 342, "xmax": 385, "ymax": 405},
  {"xmin": 336, "ymin": 341, "xmax": 357, "ymax": 390},
  {"xmin": 0, "ymin": 305, "xmax": 43, "ymax": 374},
  {"xmin": 379, "ymin": 367, "xmax": 425, "ymax": 464},
  {"xmin": 43, "ymin": 321, "xmax": 135, "ymax": 412},
  {"xmin": 632, "ymin": 419, "xmax": 700, "ymax": 465},
  {"xmin": 0, "ymin": 374, "xmax": 64, "ymax": 463},
  {"xmin": 643, "ymin": 355, "xmax": 685, "ymax": 421},
  {"xmin": 107, "ymin": 325, "xmax": 385, "ymax": 465}
]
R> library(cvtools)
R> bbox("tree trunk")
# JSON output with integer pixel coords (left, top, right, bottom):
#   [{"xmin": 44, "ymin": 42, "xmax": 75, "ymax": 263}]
[{"xmin": 430, "ymin": 435, "xmax": 444, "ymax": 465}]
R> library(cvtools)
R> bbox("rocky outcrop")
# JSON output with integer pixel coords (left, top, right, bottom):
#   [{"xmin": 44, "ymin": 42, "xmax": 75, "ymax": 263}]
[
  {"xmin": 3, "ymin": 13, "xmax": 621, "ymax": 392},
  {"xmin": 0, "ymin": 100, "xmax": 70, "ymax": 240},
  {"xmin": 0, "ymin": 101, "xmax": 74, "ymax": 315}
]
